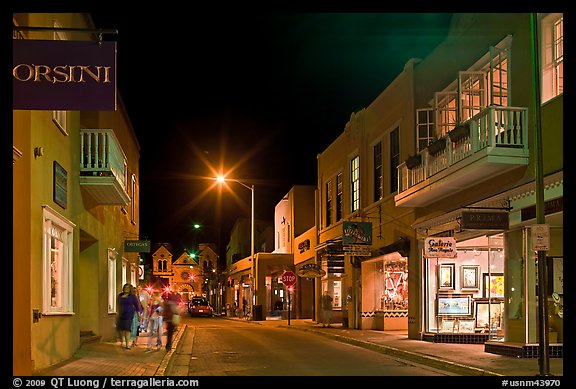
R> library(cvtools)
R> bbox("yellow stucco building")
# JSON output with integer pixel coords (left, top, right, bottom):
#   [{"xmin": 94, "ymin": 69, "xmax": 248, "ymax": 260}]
[{"xmin": 13, "ymin": 13, "xmax": 142, "ymax": 374}]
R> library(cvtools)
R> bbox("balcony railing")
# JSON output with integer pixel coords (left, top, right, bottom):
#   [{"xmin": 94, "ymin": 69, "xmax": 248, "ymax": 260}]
[
  {"xmin": 79, "ymin": 129, "xmax": 130, "ymax": 205},
  {"xmin": 395, "ymin": 106, "xmax": 529, "ymax": 207}
]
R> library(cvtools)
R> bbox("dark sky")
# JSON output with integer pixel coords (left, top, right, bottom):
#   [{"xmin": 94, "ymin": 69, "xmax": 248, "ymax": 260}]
[{"xmin": 90, "ymin": 13, "xmax": 453, "ymax": 259}]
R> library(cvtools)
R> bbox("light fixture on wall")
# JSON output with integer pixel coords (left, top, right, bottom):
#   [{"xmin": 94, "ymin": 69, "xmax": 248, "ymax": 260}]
[{"xmin": 34, "ymin": 146, "xmax": 44, "ymax": 158}]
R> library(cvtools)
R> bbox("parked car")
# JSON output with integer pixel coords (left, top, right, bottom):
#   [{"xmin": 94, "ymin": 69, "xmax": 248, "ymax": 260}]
[{"xmin": 188, "ymin": 296, "xmax": 213, "ymax": 317}]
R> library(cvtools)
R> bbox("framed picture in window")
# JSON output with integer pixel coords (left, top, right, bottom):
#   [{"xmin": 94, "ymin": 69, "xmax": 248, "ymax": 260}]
[
  {"xmin": 458, "ymin": 319, "xmax": 476, "ymax": 333},
  {"xmin": 461, "ymin": 265, "xmax": 480, "ymax": 290},
  {"xmin": 482, "ymin": 273, "xmax": 504, "ymax": 298},
  {"xmin": 440, "ymin": 318, "xmax": 455, "ymax": 333},
  {"xmin": 475, "ymin": 299, "xmax": 504, "ymax": 330},
  {"xmin": 437, "ymin": 294, "xmax": 472, "ymax": 316},
  {"xmin": 438, "ymin": 263, "xmax": 455, "ymax": 290}
]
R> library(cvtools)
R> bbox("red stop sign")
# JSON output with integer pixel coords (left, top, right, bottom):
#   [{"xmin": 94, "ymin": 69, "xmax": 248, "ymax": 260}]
[{"xmin": 281, "ymin": 271, "xmax": 297, "ymax": 286}]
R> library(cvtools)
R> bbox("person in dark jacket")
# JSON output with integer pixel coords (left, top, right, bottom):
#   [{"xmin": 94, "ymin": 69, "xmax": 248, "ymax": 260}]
[{"xmin": 116, "ymin": 283, "xmax": 142, "ymax": 349}]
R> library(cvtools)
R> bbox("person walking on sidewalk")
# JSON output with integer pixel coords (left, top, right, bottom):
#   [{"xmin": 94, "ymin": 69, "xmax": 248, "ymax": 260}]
[
  {"xmin": 147, "ymin": 290, "xmax": 163, "ymax": 351},
  {"xmin": 116, "ymin": 283, "xmax": 142, "ymax": 349},
  {"xmin": 321, "ymin": 291, "xmax": 333, "ymax": 327},
  {"xmin": 162, "ymin": 293, "xmax": 180, "ymax": 351},
  {"xmin": 130, "ymin": 286, "xmax": 143, "ymax": 347},
  {"xmin": 163, "ymin": 292, "xmax": 181, "ymax": 351},
  {"xmin": 138, "ymin": 285, "xmax": 151, "ymax": 333}
]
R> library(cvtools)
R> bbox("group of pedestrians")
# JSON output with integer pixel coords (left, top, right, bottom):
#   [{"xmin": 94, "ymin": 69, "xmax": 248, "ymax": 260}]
[{"xmin": 116, "ymin": 283, "xmax": 181, "ymax": 351}]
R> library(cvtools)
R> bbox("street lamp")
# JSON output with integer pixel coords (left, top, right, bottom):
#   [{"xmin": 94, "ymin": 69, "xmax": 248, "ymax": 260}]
[{"xmin": 215, "ymin": 175, "xmax": 255, "ymax": 317}]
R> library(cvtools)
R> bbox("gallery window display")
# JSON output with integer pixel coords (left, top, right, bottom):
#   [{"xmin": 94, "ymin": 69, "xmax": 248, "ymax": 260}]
[
  {"xmin": 364, "ymin": 253, "xmax": 408, "ymax": 312},
  {"xmin": 321, "ymin": 261, "xmax": 343, "ymax": 310},
  {"xmin": 424, "ymin": 234, "xmax": 504, "ymax": 339}
]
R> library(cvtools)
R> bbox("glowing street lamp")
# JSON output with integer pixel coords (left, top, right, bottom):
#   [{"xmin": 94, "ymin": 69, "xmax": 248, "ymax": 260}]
[{"xmin": 215, "ymin": 175, "xmax": 255, "ymax": 316}]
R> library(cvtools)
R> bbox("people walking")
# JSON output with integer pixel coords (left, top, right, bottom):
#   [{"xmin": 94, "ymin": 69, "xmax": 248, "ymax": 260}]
[
  {"xmin": 138, "ymin": 286, "xmax": 151, "ymax": 333},
  {"xmin": 147, "ymin": 290, "xmax": 163, "ymax": 351},
  {"xmin": 163, "ymin": 292, "xmax": 180, "ymax": 351},
  {"xmin": 116, "ymin": 283, "xmax": 142, "ymax": 349},
  {"xmin": 130, "ymin": 286, "xmax": 143, "ymax": 347},
  {"xmin": 321, "ymin": 291, "xmax": 333, "ymax": 328}
]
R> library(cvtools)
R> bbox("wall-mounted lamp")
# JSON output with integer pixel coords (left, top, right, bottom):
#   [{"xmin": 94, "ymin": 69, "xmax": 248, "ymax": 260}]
[{"xmin": 34, "ymin": 146, "xmax": 44, "ymax": 158}]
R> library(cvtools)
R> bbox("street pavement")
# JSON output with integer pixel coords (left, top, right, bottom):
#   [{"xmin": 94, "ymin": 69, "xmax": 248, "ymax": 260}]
[{"xmin": 31, "ymin": 317, "xmax": 564, "ymax": 378}]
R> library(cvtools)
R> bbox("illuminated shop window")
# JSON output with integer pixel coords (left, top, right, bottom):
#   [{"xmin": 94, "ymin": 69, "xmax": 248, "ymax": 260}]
[{"xmin": 42, "ymin": 205, "xmax": 75, "ymax": 315}]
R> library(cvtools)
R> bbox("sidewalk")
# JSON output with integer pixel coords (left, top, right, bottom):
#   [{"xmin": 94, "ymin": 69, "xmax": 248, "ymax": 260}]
[
  {"xmin": 32, "ymin": 317, "xmax": 563, "ymax": 377},
  {"xmin": 262, "ymin": 318, "xmax": 564, "ymax": 377},
  {"xmin": 33, "ymin": 327, "xmax": 185, "ymax": 377}
]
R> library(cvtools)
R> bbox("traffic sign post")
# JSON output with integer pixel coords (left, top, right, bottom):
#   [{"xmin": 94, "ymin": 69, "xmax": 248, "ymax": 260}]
[{"xmin": 282, "ymin": 271, "xmax": 297, "ymax": 325}]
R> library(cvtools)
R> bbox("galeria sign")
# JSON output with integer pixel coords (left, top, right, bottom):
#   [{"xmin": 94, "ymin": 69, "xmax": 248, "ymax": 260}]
[{"xmin": 424, "ymin": 237, "xmax": 457, "ymax": 258}]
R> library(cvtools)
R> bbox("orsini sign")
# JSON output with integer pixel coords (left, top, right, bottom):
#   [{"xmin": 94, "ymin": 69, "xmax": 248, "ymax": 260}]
[{"xmin": 13, "ymin": 39, "xmax": 117, "ymax": 111}]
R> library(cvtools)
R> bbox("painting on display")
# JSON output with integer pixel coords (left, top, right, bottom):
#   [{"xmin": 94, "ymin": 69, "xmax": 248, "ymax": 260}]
[
  {"xmin": 438, "ymin": 263, "xmax": 455, "ymax": 290},
  {"xmin": 475, "ymin": 299, "xmax": 504, "ymax": 330},
  {"xmin": 437, "ymin": 294, "xmax": 472, "ymax": 316},
  {"xmin": 461, "ymin": 265, "xmax": 480, "ymax": 290},
  {"xmin": 482, "ymin": 273, "xmax": 504, "ymax": 298}
]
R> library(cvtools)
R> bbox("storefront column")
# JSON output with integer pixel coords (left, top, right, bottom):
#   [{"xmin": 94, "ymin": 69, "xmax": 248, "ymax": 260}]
[{"xmin": 346, "ymin": 255, "xmax": 362, "ymax": 329}]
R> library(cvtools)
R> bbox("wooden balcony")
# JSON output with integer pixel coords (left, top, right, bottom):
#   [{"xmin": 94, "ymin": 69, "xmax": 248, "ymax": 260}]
[
  {"xmin": 394, "ymin": 106, "xmax": 529, "ymax": 207},
  {"xmin": 79, "ymin": 129, "xmax": 130, "ymax": 205}
]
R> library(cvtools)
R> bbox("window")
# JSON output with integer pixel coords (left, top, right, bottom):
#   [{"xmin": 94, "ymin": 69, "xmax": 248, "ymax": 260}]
[
  {"xmin": 52, "ymin": 20, "xmax": 68, "ymax": 135},
  {"xmin": 489, "ymin": 47, "xmax": 509, "ymax": 106},
  {"xmin": 459, "ymin": 71, "xmax": 486, "ymax": 121},
  {"xmin": 130, "ymin": 174, "xmax": 137, "ymax": 224},
  {"xmin": 326, "ymin": 179, "xmax": 333, "ymax": 227},
  {"xmin": 130, "ymin": 263, "xmax": 137, "ymax": 287},
  {"xmin": 108, "ymin": 249, "xmax": 117, "ymax": 313},
  {"xmin": 553, "ymin": 17, "xmax": 564, "ymax": 96},
  {"xmin": 350, "ymin": 156, "xmax": 360, "ymax": 212},
  {"xmin": 122, "ymin": 259, "xmax": 128, "ymax": 287},
  {"xmin": 373, "ymin": 142, "xmax": 383, "ymax": 202},
  {"xmin": 42, "ymin": 205, "xmax": 75, "ymax": 314},
  {"xmin": 52, "ymin": 110, "xmax": 68, "ymax": 135},
  {"xmin": 416, "ymin": 109, "xmax": 434, "ymax": 152},
  {"xmin": 435, "ymin": 92, "xmax": 457, "ymax": 137},
  {"xmin": 389, "ymin": 128, "xmax": 399, "ymax": 193},
  {"xmin": 541, "ymin": 14, "xmax": 563, "ymax": 102},
  {"xmin": 336, "ymin": 173, "xmax": 343, "ymax": 222}
]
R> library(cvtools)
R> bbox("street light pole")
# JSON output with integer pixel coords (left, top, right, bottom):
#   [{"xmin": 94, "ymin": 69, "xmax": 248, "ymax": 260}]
[{"xmin": 216, "ymin": 176, "xmax": 256, "ymax": 318}]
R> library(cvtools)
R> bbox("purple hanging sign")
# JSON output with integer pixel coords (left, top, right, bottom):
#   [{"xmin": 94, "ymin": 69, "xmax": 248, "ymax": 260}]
[{"xmin": 13, "ymin": 39, "xmax": 117, "ymax": 111}]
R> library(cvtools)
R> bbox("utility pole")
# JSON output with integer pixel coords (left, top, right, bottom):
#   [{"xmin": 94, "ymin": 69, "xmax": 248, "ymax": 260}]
[{"xmin": 530, "ymin": 13, "xmax": 550, "ymax": 376}]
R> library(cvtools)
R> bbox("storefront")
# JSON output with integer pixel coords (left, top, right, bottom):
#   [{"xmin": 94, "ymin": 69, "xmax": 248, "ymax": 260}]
[
  {"xmin": 422, "ymin": 234, "xmax": 505, "ymax": 343},
  {"xmin": 415, "ymin": 173, "xmax": 563, "ymax": 357},
  {"xmin": 361, "ymin": 252, "xmax": 409, "ymax": 330}
]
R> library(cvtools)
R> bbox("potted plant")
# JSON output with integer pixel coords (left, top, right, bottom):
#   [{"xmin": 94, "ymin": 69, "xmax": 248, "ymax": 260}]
[
  {"xmin": 427, "ymin": 137, "xmax": 447, "ymax": 156},
  {"xmin": 405, "ymin": 154, "xmax": 422, "ymax": 169},
  {"xmin": 448, "ymin": 122, "xmax": 470, "ymax": 142}
]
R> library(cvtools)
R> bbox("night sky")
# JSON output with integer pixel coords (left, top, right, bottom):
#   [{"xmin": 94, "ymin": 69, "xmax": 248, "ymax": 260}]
[{"xmin": 89, "ymin": 12, "xmax": 453, "ymax": 260}]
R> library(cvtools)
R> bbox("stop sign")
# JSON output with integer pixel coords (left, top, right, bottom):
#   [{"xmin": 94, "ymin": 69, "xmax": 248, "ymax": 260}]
[{"xmin": 281, "ymin": 271, "xmax": 297, "ymax": 286}]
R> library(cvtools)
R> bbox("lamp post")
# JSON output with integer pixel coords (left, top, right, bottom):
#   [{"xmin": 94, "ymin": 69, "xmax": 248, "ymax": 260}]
[{"xmin": 216, "ymin": 176, "xmax": 255, "ymax": 318}]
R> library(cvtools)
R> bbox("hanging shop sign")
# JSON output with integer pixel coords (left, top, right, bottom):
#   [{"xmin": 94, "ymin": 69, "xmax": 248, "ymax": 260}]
[
  {"xmin": 13, "ymin": 39, "xmax": 117, "ymax": 111},
  {"xmin": 124, "ymin": 240, "xmax": 151, "ymax": 253},
  {"xmin": 343, "ymin": 244, "xmax": 372, "ymax": 256},
  {"xmin": 296, "ymin": 263, "xmax": 326, "ymax": 278},
  {"xmin": 298, "ymin": 239, "xmax": 311, "ymax": 254},
  {"xmin": 461, "ymin": 211, "xmax": 509, "ymax": 230},
  {"xmin": 424, "ymin": 237, "xmax": 457, "ymax": 258},
  {"xmin": 327, "ymin": 257, "xmax": 345, "ymax": 273},
  {"xmin": 342, "ymin": 221, "xmax": 372, "ymax": 245}
]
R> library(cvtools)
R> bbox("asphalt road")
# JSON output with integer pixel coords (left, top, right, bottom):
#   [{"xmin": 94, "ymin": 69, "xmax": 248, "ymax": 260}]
[{"xmin": 167, "ymin": 315, "xmax": 454, "ymax": 376}]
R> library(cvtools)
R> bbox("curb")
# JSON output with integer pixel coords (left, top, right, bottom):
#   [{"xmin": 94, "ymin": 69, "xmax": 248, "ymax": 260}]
[
  {"xmin": 286, "ymin": 325, "xmax": 503, "ymax": 377},
  {"xmin": 154, "ymin": 324, "xmax": 187, "ymax": 376}
]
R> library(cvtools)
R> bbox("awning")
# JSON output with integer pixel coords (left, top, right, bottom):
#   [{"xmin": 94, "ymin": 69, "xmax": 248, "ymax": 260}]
[{"xmin": 375, "ymin": 237, "xmax": 410, "ymax": 258}]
